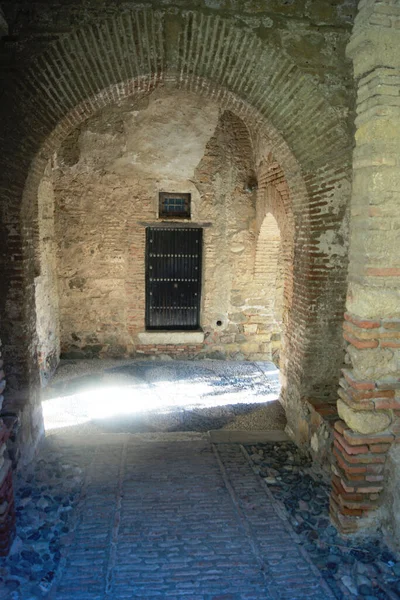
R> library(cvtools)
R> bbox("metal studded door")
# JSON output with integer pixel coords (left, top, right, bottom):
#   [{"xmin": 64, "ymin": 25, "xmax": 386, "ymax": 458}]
[{"xmin": 146, "ymin": 227, "xmax": 202, "ymax": 330}]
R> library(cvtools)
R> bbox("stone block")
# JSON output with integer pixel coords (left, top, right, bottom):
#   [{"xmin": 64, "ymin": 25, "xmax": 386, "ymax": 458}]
[
  {"xmin": 239, "ymin": 342, "xmax": 261, "ymax": 354},
  {"xmin": 137, "ymin": 331, "xmax": 205, "ymax": 345},
  {"xmin": 347, "ymin": 346, "xmax": 398, "ymax": 381},
  {"xmin": 344, "ymin": 313, "xmax": 380, "ymax": 329},
  {"xmin": 243, "ymin": 324, "xmax": 258, "ymax": 335},
  {"xmin": 343, "ymin": 428, "xmax": 394, "ymax": 447},
  {"xmin": 334, "ymin": 431, "xmax": 368, "ymax": 454},
  {"xmin": 337, "ymin": 399, "xmax": 392, "ymax": 435},
  {"xmin": 235, "ymin": 334, "xmax": 247, "ymax": 343}
]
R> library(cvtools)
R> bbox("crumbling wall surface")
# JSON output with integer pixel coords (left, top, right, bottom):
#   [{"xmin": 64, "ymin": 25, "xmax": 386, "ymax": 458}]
[
  {"xmin": 254, "ymin": 157, "xmax": 295, "ymax": 366},
  {"xmin": 330, "ymin": 0, "xmax": 400, "ymax": 537},
  {"xmin": 193, "ymin": 110, "xmax": 270, "ymax": 360},
  {"xmin": 54, "ymin": 91, "xmax": 219, "ymax": 357}
]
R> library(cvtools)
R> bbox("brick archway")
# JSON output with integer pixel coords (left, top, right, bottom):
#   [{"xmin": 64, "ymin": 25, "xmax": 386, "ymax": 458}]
[{"xmin": 0, "ymin": 8, "xmax": 352, "ymax": 459}]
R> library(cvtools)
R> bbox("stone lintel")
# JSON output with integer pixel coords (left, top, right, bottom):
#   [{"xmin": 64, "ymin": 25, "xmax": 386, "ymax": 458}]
[{"xmin": 138, "ymin": 331, "xmax": 205, "ymax": 345}]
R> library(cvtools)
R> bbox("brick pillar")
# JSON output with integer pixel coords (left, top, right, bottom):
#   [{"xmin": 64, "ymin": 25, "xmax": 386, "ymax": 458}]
[
  {"xmin": 0, "ymin": 355, "xmax": 16, "ymax": 556},
  {"xmin": 330, "ymin": 0, "xmax": 400, "ymax": 533}
]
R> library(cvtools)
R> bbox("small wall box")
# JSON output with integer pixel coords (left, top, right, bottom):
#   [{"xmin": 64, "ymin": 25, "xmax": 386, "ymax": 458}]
[{"xmin": 159, "ymin": 192, "xmax": 191, "ymax": 219}]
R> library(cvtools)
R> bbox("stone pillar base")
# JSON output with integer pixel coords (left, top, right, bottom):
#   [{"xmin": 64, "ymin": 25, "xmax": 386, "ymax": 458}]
[{"xmin": 330, "ymin": 419, "xmax": 396, "ymax": 533}]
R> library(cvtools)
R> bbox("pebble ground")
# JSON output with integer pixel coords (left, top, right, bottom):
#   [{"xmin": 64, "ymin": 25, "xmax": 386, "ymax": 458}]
[{"xmin": 245, "ymin": 442, "xmax": 400, "ymax": 600}]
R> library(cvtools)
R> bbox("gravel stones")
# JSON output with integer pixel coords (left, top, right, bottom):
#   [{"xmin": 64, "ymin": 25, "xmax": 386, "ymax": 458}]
[
  {"xmin": 245, "ymin": 441, "xmax": 400, "ymax": 600},
  {"xmin": 0, "ymin": 439, "xmax": 90, "ymax": 599}
]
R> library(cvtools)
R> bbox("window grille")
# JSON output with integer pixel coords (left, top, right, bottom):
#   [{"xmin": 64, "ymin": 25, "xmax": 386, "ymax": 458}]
[{"xmin": 159, "ymin": 192, "xmax": 191, "ymax": 219}]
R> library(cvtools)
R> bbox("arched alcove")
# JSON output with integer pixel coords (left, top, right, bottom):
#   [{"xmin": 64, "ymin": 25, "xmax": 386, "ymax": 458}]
[{"xmin": 254, "ymin": 213, "xmax": 282, "ymax": 319}]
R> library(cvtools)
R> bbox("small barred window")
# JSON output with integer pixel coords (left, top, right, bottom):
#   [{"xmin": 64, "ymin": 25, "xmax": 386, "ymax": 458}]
[{"xmin": 159, "ymin": 192, "xmax": 191, "ymax": 219}]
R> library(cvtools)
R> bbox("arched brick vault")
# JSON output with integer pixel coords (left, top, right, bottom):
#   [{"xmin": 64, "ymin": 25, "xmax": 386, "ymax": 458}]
[{"xmin": 0, "ymin": 9, "xmax": 352, "ymax": 454}]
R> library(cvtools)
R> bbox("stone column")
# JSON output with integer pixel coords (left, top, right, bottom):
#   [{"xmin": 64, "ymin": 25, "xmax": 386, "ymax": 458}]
[{"xmin": 330, "ymin": 0, "xmax": 400, "ymax": 533}]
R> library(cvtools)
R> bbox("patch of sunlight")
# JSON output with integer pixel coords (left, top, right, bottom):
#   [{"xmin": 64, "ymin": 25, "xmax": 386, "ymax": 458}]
[{"xmin": 43, "ymin": 370, "xmax": 280, "ymax": 431}]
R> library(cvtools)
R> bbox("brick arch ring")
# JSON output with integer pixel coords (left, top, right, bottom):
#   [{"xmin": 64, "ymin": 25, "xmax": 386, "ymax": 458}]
[{"xmin": 0, "ymin": 8, "xmax": 351, "ymax": 460}]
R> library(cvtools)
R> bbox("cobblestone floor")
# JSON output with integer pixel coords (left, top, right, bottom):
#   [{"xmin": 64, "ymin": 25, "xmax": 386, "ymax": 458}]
[
  {"xmin": 41, "ymin": 360, "xmax": 284, "ymax": 434},
  {"xmin": 3, "ymin": 433, "xmax": 333, "ymax": 600}
]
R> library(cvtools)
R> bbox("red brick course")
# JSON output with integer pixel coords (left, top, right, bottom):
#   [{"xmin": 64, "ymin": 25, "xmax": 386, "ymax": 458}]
[
  {"xmin": 344, "ymin": 313, "xmax": 380, "ymax": 329},
  {"xmin": 331, "ymin": 414, "xmax": 398, "ymax": 529}
]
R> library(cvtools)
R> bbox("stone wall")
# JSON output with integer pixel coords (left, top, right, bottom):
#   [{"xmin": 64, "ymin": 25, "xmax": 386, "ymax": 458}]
[
  {"xmin": 330, "ymin": 0, "xmax": 400, "ymax": 536},
  {"xmin": 52, "ymin": 92, "xmax": 284, "ymax": 361},
  {"xmin": 254, "ymin": 158, "xmax": 295, "ymax": 365}
]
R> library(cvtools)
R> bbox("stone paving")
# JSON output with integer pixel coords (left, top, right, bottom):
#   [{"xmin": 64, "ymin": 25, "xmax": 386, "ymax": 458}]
[
  {"xmin": 1, "ymin": 360, "xmax": 399, "ymax": 600},
  {"xmin": 2, "ymin": 431, "xmax": 400, "ymax": 599},
  {"xmin": 1, "ymin": 433, "xmax": 333, "ymax": 600}
]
